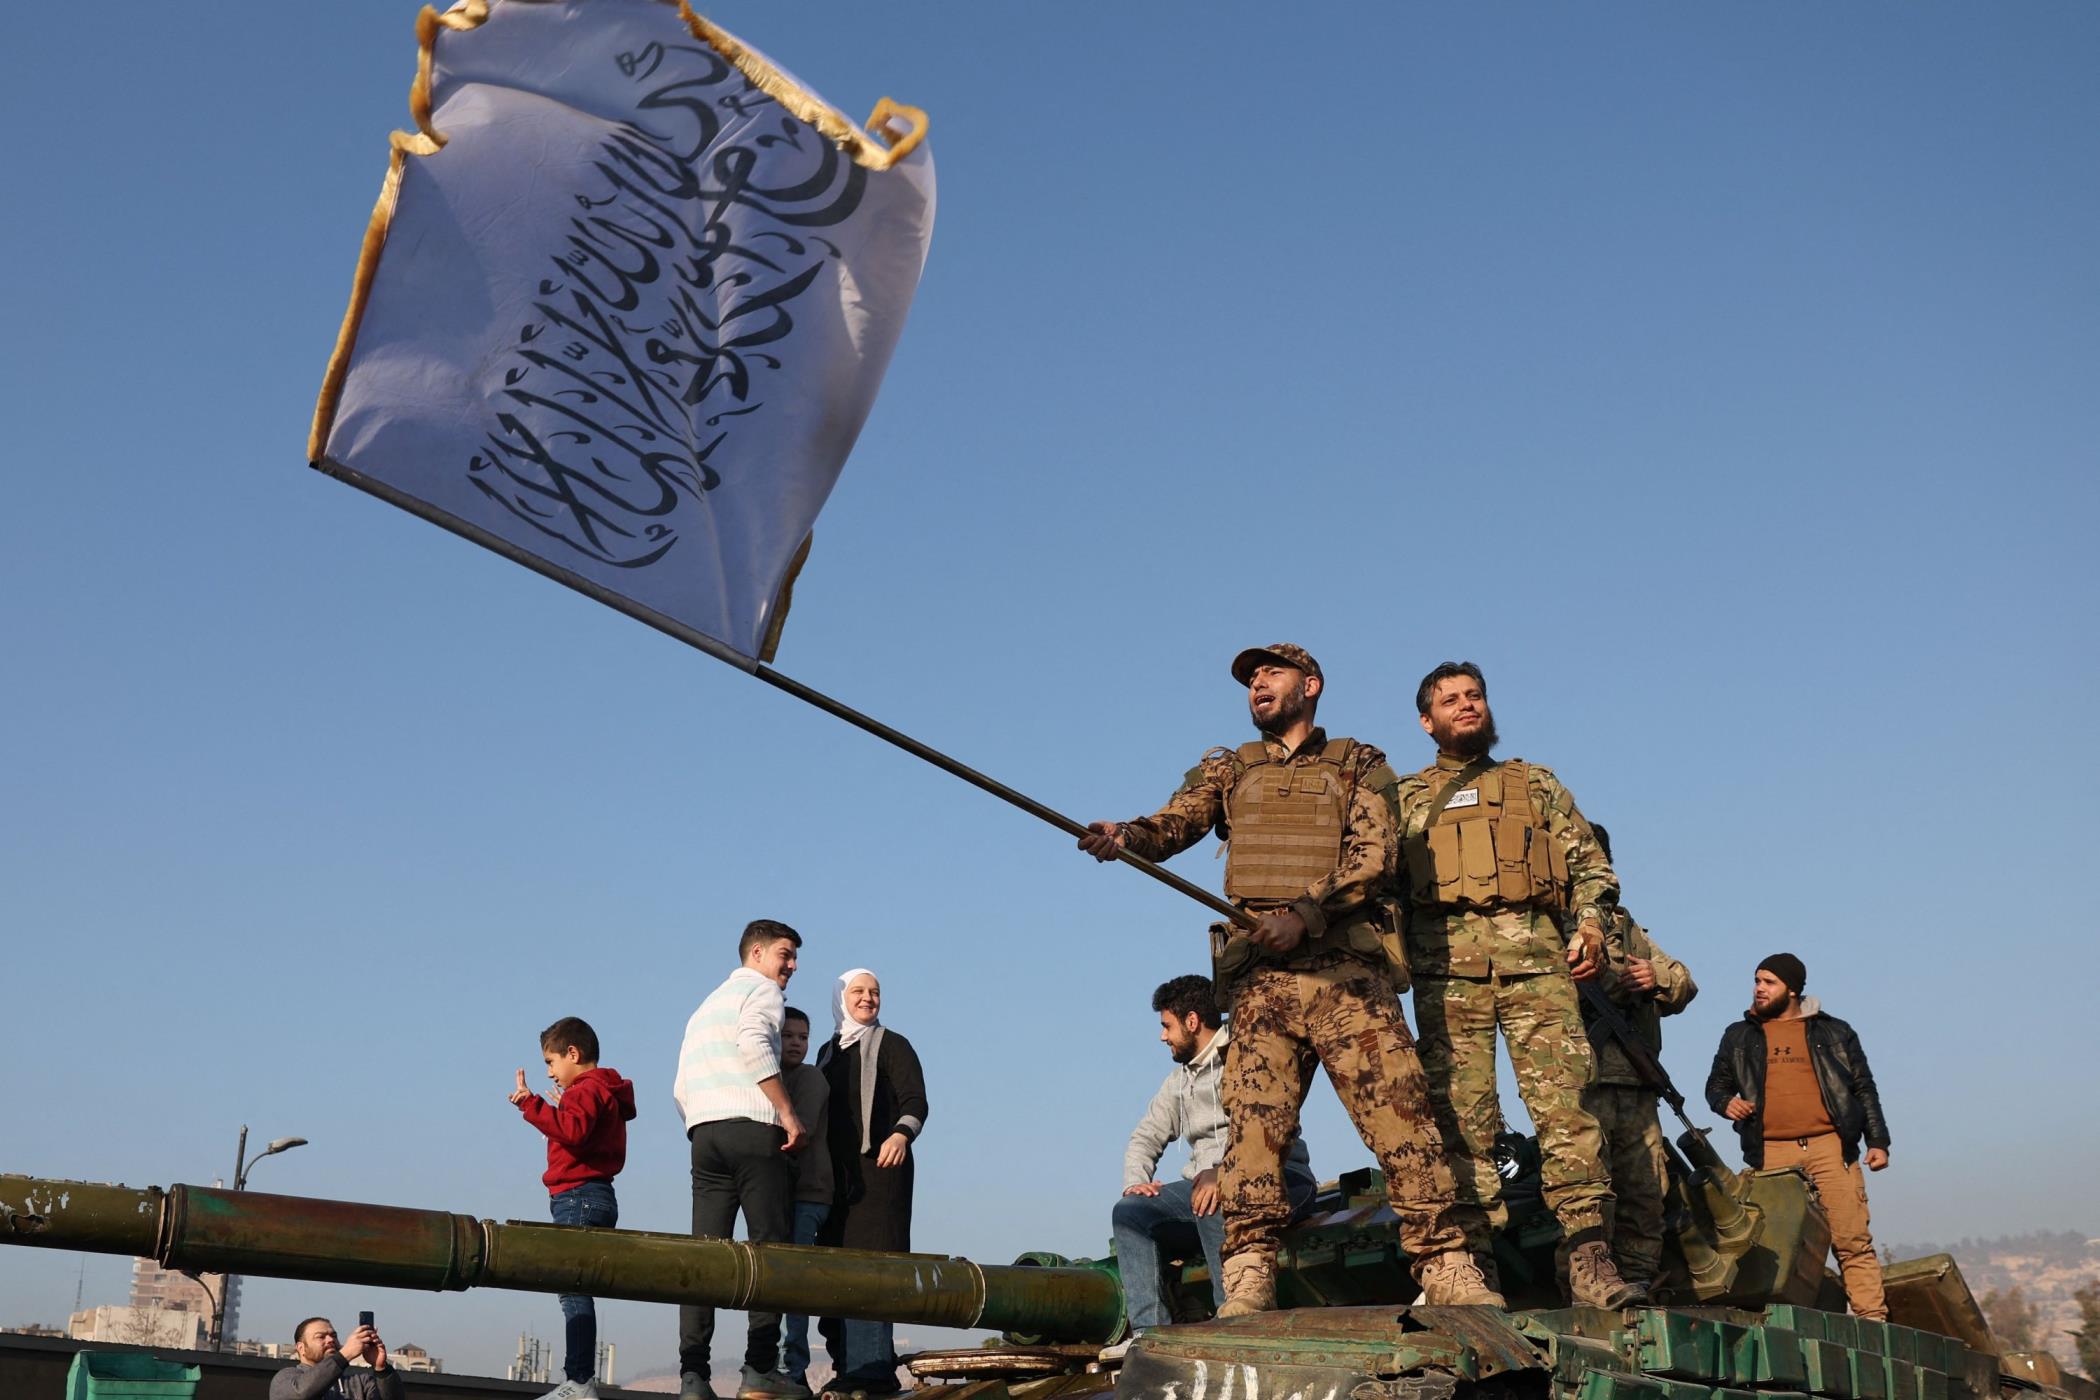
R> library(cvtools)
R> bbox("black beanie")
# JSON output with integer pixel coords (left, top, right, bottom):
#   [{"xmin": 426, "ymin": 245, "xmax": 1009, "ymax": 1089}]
[{"xmin": 1757, "ymin": 953, "xmax": 1807, "ymax": 996}]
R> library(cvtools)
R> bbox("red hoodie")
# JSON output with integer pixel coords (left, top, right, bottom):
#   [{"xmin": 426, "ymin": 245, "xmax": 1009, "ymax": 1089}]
[{"xmin": 517, "ymin": 1066, "xmax": 638, "ymax": 1194}]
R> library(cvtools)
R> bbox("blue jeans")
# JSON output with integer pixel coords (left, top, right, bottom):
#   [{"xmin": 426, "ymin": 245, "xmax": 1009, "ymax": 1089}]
[
  {"xmin": 821, "ymin": 1315, "xmax": 895, "ymax": 1391},
  {"xmin": 550, "ymin": 1180, "xmax": 618, "ymax": 1382},
  {"xmin": 1111, "ymin": 1179, "xmax": 1225, "ymax": 1328},
  {"xmin": 1112, "ymin": 1169, "xmax": 1316, "ymax": 1328},
  {"xmin": 780, "ymin": 1200, "xmax": 830, "ymax": 1384}
]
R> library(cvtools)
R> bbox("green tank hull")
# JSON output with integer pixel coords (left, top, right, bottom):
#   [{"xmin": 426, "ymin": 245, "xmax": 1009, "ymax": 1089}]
[{"xmin": 3, "ymin": 1157, "xmax": 2088, "ymax": 1400}]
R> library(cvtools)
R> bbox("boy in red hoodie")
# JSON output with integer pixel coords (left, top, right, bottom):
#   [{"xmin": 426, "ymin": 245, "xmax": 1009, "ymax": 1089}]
[{"xmin": 510, "ymin": 1016, "xmax": 638, "ymax": 1400}]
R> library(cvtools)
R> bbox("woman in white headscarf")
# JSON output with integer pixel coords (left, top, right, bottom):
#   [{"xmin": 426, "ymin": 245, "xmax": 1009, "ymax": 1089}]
[{"xmin": 815, "ymin": 968, "xmax": 926, "ymax": 1396}]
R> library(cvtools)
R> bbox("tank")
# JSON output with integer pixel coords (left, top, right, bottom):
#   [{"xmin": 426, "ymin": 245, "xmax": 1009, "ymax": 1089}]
[{"xmin": 4, "ymin": 1145, "xmax": 2092, "ymax": 1400}]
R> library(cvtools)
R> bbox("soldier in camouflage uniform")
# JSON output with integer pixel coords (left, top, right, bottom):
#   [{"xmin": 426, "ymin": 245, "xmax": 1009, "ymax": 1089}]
[
  {"xmin": 1396, "ymin": 661, "xmax": 1639, "ymax": 1308},
  {"xmin": 1079, "ymin": 644, "xmax": 1499, "ymax": 1315},
  {"xmin": 1580, "ymin": 825, "xmax": 1698, "ymax": 1293}
]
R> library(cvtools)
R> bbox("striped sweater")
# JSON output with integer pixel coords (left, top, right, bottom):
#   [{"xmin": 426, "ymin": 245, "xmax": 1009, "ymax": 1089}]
[{"xmin": 674, "ymin": 967, "xmax": 786, "ymax": 1130}]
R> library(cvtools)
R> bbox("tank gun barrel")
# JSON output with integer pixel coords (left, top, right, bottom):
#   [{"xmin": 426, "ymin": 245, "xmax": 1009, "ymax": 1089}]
[{"xmin": 0, "ymin": 1176, "xmax": 1123, "ymax": 1344}]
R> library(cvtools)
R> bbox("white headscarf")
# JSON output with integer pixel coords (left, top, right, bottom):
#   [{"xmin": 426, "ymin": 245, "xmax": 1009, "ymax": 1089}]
[{"xmin": 833, "ymin": 968, "xmax": 881, "ymax": 1051}]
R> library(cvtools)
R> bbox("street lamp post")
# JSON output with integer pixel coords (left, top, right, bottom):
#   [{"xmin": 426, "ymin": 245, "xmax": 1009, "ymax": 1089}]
[
  {"xmin": 202, "ymin": 1126, "xmax": 307, "ymax": 1349},
  {"xmin": 234, "ymin": 1127, "xmax": 309, "ymax": 1192}
]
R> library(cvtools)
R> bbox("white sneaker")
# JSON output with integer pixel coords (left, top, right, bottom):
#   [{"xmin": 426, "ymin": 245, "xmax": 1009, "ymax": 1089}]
[
  {"xmin": 1098, "ymin": 1332, "xmax": 1143, "ymax": 1363},
  {"xmin": 538, "ymin": 1381, "xmax": 599, "ymax": 1400}
]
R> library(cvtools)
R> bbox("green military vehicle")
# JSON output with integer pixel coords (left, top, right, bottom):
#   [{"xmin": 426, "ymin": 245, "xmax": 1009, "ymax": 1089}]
[{"xmin": 4, "ymin": 1124, "xmax": 2088, "ymax": 1400}]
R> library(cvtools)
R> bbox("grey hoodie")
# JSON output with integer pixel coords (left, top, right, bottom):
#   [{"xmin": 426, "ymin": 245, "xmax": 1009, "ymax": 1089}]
[
  {"xmin": 1122, "ymin": 1027, "xmax": 1314, "ymax": 1192},
  {"xmin": 268, "ymin": 1353, "xmax": 405, "ymax": 1400}
]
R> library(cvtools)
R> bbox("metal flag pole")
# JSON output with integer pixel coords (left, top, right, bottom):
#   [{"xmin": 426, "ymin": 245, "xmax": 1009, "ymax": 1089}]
[
  {"xmin": 751, "ymin": 663, "xmax": 1256, "ymax": 930},
  {"xmin": 317, "ymin": 464, "xmax": 1260, "ymax": 933}
]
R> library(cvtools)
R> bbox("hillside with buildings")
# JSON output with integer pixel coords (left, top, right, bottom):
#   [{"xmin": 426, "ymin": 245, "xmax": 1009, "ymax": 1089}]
[{"xmin": 1891, "ymin": 1229, "xmax": 2100, "ymax": 1368}]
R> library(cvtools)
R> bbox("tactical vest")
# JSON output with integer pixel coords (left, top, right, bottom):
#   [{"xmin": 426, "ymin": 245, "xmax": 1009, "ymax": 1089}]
[
  {"xmin": 1221, "ymin": 738, "xmax": 1355, "ymax": 903},
  {"xmin": 1404, "ymin": 758, "xmax": 1567, "ymax": 912}
]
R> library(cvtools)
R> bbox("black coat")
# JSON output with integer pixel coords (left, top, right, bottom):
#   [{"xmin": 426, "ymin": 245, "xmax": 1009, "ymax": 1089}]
[
  {"xmin": 1704, "ymin": 1008, "xmax": 1890, "ymax": 1168},
  {"xmin": 817, "ymin": 1029, "xmax": 927, "ymax": 1253}
]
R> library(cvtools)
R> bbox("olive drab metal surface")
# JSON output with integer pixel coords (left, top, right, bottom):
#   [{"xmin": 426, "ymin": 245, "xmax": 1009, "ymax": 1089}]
[{"xmin": 5, "ymin": 1161, "xmax": 2093, "ymax": 1400}]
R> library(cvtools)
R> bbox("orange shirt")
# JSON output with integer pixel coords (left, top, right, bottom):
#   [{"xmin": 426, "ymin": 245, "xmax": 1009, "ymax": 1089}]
[{"xmin": 1760, "ymin": 1017, "xmax": 1834, "ymax": 1140}]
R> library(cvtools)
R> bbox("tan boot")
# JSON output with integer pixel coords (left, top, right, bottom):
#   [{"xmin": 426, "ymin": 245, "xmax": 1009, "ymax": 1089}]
[
  {"xmin": 1215, "ymin": 1252, "xmax": 1277, "ymax": 1318},
  {"xmin": 1566, "ymin": 1238, "xmax": 1641, "ymax": 1309},
  {"xmin": 1415, "ymin": 1250, "xmax": 1507, "ymax": 1307}
]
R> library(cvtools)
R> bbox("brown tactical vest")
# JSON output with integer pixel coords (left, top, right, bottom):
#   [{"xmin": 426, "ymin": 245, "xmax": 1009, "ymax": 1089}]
[
  {"xmin": 1221, "ymin": 738, "xmax": 1356, "ymax": 903},
  {"xmin": 1403, "ymin": 758, "xmax": 1567, "ymax": 912}
]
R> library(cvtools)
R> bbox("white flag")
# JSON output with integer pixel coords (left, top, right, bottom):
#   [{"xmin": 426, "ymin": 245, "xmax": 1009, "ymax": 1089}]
[{"xmin": 311, "ymin": 0, "xmax": 934, "ymax": 665}]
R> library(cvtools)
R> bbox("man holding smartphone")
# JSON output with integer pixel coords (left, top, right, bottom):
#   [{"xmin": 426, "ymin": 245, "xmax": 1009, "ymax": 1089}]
[{"xmin": 269, "ymin": 1315, "xmax": 404, "ymax": 1400}]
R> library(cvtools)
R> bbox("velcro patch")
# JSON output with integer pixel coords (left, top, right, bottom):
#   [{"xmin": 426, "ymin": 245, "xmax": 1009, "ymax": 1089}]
[{"xmin": 1446, "ymin": 788, "xmax": 1481, "ymax": 809}]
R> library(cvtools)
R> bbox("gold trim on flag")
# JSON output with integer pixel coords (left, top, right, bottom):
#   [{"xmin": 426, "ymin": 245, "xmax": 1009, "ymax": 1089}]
[
  {"xmin": 679, "ymin": 5, "xmax": 928, "ymax": 170},
  {"xmin": 758, "ymin": 533, "xmax": 814, "ymax": 665},
  {"xmin": 309, "ymin": 0, "xmax": 927, "ymax": 464},
  {"xmin": 307, "ymin": 0, "xmax": 487, "ymax": 464}
]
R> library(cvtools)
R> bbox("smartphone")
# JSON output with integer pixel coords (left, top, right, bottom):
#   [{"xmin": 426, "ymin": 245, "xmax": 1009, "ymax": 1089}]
[{"xmin": 358, "ymin": 1310, "xmax": 375, "ymax": 1331}]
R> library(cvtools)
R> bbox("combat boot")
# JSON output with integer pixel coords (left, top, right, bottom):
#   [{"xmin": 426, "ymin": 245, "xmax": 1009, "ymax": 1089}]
[
  {"xmin": 1414, "ymin": 1249, "xmax": 1506, "ymax": 1307},
  {"xmin": 1566, "ymin": 1239, "xmax": 1641, "ymax": 1309},
  {"xmin": 1215, "ymin": 1253, "xmax": 1277, "ymax": 1317}
]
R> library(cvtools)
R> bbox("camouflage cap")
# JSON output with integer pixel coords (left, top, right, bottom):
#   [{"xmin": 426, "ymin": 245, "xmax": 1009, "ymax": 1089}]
[{"xmin": 1230, "ymin": 643, "xmax": 1323, "ymax": 687}]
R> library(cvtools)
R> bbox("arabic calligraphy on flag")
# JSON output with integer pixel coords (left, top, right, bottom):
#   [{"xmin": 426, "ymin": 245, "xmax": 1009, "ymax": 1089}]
[{"xmin": 311, "ymin": 0, "xmax": 935, "ymax": 664}]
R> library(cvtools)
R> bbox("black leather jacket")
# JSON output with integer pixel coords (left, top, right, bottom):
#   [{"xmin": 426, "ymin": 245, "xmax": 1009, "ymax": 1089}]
[{"xmin": 1704, "ymin": 1003, "xmax": 1890, "ymax": 1168}]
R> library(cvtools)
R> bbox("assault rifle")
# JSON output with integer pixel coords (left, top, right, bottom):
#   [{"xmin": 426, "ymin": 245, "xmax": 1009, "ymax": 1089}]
[{"xmin": 1577, "ymin": 977, "xmax": 1710, "ymax": 1147}]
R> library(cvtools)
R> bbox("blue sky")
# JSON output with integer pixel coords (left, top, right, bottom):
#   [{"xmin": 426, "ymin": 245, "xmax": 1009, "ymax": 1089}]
[{"xmin": 3, "ymin": 0, "xmax": 2096, "ymax": 1382}]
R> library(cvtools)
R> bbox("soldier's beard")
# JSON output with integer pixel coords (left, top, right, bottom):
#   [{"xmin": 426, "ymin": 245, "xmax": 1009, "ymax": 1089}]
[
  {"xmin": 1436, "ymin": 713, "xmax": 1499, "ymax": 758},
  {"xmin": 1253, "ymin": 686, "xmax": 1311, "ymax": 737}
]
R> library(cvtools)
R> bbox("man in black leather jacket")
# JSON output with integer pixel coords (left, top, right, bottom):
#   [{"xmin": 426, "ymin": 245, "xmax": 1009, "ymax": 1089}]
[{"xmin": 1705, "ymin": 953, "xmax": 1891, "ymax": 1317}]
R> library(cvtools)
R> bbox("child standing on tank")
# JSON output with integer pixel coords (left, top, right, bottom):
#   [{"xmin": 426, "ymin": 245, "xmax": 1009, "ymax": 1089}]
[
  {"xmin": 777, "ymin": 1007, "xmax": 833, "ymax": 1391},
  {"xmin": 509, "ymin": 1015, "xmax": 638, "ymax": 1400}
]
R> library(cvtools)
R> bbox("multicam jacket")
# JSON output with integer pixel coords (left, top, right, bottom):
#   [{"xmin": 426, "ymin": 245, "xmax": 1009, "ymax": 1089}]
[
  {"xmin": 1115, "ymin": 727, "xmax": 1398, "ymax": 941},
  {"xmin": 1392, "ymin": 752, "xmax": 1618, "ymax": 978}
]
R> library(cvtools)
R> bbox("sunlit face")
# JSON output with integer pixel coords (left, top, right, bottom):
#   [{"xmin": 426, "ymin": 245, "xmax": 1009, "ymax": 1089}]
[
  {"xmin": 1420, "ymin": 676, "xmax": 1498, "ymax": 757},
  {"xmin": 748, "ymin": 937, "xmax": 799, "ymax": 990},
  {"xmin": 781, "ymin": 1017, "xmax": 811, "ymax": 1069},
  {"xmin": 542, "ymin": 1044, "xmax": 586, "ymax": 1093},
  {"xmin": 1247, "ymin": 664, "xmax": 1318, "ymax": 736},
  {"xmin": 845, "ymin": 974, "xmax": 881, "ymax": 1025},
  {"xmin": 1751, "ymin": 969, "xmax": 1796, "ymax": 1019},
  {"xmin": 1158, "ymin": 1010, "xmax": 1201, "ymax": 1065},
  {"xmin": 296, "ymin": 1320, "xmax": 339, "ymax": 1365}
]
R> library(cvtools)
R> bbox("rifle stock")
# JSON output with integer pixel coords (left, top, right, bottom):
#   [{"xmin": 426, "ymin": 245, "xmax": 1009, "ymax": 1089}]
[{"xmin": 1577, "ymin": 978, "xmax": 1709, "ymax": 1145}]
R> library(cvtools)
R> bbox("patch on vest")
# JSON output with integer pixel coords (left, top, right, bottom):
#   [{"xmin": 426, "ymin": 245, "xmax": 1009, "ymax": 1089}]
[{"xmin": 1445, "ymin": 788, "xmax": 1481, "ymax": 809}]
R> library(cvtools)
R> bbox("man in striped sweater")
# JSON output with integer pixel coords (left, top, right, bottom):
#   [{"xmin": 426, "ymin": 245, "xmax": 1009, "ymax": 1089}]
[{"xmin": 674, "ymin": 919, "xmax": 810, "ymax": 1400}]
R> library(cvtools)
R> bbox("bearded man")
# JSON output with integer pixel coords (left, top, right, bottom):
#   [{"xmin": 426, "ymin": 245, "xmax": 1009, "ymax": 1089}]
[
  {"xmin": 1707, "ymin": 954, "xmax": 1891, "ymax": 1318},
  {"xmin": 1111, "ymin": 974, "xmax": 1315, "ymax": 1336},
  {"xmin": 270, "ymin": 1317, "xmax": 403, "ymax": 1400},
  {"xmin": 1080, "ymin": 644, "xmax": 1499, "ymax": 1315},
  {"xmin": 1394, "ymin": 660, "xmax": 1638, "ymax": 1308}
]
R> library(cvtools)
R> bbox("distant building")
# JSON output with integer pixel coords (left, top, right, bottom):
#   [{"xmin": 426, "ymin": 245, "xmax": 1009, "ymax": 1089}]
[
  {"xmin": 127, "ymin": 1258, "xmax": 238, "ymax": 1340},
  {"xmin": 68, "ymin": 1306, "xmax": 207, "ymax": 1350},
  {"xmin": 390, "ymin": 1343, "xmax": 443, "ymax": 1373},
  {"xmin": 226, "ymin": 1338, "xmax": 298, "ymax": 1360},
  {"xmin": 1, "ymin": 1324, "xmax": 66, "ymax": 1338}
]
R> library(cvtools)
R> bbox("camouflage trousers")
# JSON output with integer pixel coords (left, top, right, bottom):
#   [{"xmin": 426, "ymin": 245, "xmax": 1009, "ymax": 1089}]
[
  {"xmin": 1413, "ymin": 971, "xmax": 1612, "ymax": 1245},
  {"xmin": 1583, "ymin": 1083, "xmax": 1668, "ymax": 1280},
  {"xmin": 1219, "ymin": 953, "xmax": 1472, "ymax": 1264}
]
